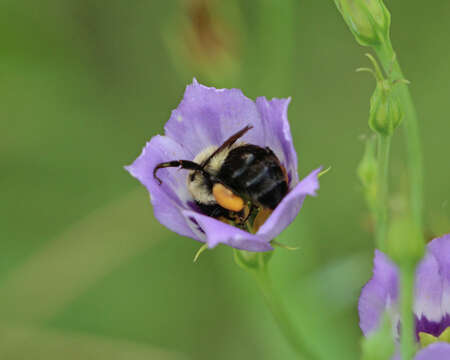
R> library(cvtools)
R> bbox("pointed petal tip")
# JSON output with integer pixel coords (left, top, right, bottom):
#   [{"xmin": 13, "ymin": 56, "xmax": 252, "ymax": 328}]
[{"xmin": 299, "ymin": 166, "xmax": 322, "ymax": 196}]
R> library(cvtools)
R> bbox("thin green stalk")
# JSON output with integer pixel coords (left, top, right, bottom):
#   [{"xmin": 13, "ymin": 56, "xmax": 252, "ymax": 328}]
[
  {"xmin": 375, "ymin": 39, "xmax": 423, "ymax": 360},
  {"xmin": 250, "ymin": 255, "xmax": 317, "ymax": 360},
  {"xmin": 374, "ymin": 39, "xmax": 424, "ymax": 234},
  {"xmin": 375, "ymin": 135, "xmax": 391, "ymax": 251},
  {"xmin": 400, "ymin": 265, "xmax": 416, "ymax": 360}
]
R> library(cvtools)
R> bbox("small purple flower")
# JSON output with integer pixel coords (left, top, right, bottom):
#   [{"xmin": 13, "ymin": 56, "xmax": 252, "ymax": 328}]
[
  {"xmin": 126, "ymin": 80, "xmax": 320, "ymax": 252},
  {"xmin": 359, "ymin": 234, "xmax": 450, "ymax": 358}
]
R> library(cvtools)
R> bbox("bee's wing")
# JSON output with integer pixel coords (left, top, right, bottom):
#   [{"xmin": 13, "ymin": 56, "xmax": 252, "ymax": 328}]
[{"xmin": 200, "ymin": 125, "xmax": 253, "ymax": 168}]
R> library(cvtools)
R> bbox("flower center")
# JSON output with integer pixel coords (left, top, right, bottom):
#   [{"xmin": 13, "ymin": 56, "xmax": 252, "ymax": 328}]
[
  {"xmin": 187, "ymin": 142, "xmax": 288, "ymax": 233},
  {"xmin": 419, "ymin": 327, "xmax": 450, "ymax": 348},
  {"xmin": 417, "ymin": 314, "xmax": 450, "ymax": 348},
  {"xmin": 221, "ymin": 203, "xmax": 272, "ymax": 234}
]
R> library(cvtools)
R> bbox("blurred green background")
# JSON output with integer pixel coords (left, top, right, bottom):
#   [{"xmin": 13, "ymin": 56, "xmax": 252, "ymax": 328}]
[{"xmin": 1, "ymin": 1, "xmax": 449, "ymax": 359}]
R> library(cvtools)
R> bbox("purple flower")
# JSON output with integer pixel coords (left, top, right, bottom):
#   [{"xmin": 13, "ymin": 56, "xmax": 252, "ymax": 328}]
[
  {"xmin": 126, "ymin": 80, "xmax": 320, "ymax": 252},
  {"xmin": 359, "ymin": 234, "xmax": 450, "ymax": 358}
]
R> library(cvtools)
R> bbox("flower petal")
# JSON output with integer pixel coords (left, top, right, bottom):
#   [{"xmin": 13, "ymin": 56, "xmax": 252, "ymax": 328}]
[
  {"xmin": 359, "ymin": 251, "xmax": 399, "ymax": 335},
  {"xmin": 183, "ymin": 210, "xmax": 273, "ymax": 252},
  {"xmin": 415, "ymin": 343, "xmax": 450, "ymax": 360},
  {"xmin": 256, "ymin": 167, "xmax": 321, "ymax": 241},
  {"xmin": 255, "ymin": 97, "xmax": 299, "ymax": 184},
  {"xmin": 414, "ymin": 252, "xmax": 444, "ymax": 323},
  {"xmin": 125, "ymin": 135, "xmax": 199, "ymax": 240},
  {"xmin": 165, "ymin": 79, "xmax": 266, "ymax": 157},
  {"xmin": 428, "ymin": 234, "xmax": 450, "ymax": 316}
]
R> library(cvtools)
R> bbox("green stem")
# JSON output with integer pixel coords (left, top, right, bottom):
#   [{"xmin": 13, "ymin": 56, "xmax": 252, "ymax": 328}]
[
  {"xmin": 374, "ymin": 39, "xmax": 424, "ymax": 234},
  {"xmin": 375, "ymin": 38, "xmax": 422, "ymax": 360},
  {"xmin": 400, "ymin": 265, "xmax": 416, "ymax": 360},
  {"xmin": 250, "ymin": 255, "xmax": 317, "ymax": 360},
  {"xmin": 375, "ymin": 135, "xmax": 391, "ymax": 252}
]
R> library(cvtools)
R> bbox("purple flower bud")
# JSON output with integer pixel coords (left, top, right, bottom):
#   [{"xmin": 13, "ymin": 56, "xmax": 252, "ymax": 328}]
[{"xmin": 126, "ymin": 80, "xmax": 321, "ymax": 252}]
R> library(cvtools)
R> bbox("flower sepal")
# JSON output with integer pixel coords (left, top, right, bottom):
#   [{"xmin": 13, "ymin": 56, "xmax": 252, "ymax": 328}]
[{"xmin": 233, "ymin": 249, "xmax": 273, "ymax": 272}]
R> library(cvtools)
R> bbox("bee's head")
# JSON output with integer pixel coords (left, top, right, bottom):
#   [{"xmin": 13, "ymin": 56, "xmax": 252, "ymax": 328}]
[{"xmin": 153, "ymin": 125, "xmax": 252, "ymax": 213}]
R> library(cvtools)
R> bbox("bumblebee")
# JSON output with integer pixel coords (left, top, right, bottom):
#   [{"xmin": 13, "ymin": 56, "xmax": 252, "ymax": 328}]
[{"xmin": 153, "ymin": 125, "xmax": 289, "ymax": 226}]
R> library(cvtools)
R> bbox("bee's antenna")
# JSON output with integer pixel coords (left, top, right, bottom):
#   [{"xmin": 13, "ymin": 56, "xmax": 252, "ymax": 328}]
[
  {"xmin": 153, "ymin": 160, "xmax": 208, "ymax": 185},
  {"xmin": 201, "ymin": 125, "xmax": 253, "ymax": 169}
]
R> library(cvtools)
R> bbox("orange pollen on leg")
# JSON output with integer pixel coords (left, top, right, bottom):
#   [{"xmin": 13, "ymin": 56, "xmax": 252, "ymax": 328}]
[{"xmin": 212, "ymin": 183, "xmax": 244, "ymax": 212}]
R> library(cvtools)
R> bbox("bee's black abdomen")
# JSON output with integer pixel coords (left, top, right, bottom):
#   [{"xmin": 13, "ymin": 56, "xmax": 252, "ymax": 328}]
[
  {"xmin": 218, "ymin": 145, "xmax": 288, "ymax": 209},
  {"xmin": 255, "ymin": 178, "xmax": 288, "ymax": 209}
]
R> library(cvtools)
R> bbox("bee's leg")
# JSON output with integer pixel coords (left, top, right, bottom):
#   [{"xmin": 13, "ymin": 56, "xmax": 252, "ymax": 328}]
[
  {"xmin": 153, "ymin": 160, "xmax": 205, "ymax": 185},
  {"xmin": 211, "ymin": 206, "xmax": 232, "ymax": 220},
  {"xmin": 237, "ymin": 203, "xmax": 255, "ymax": 225}
]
